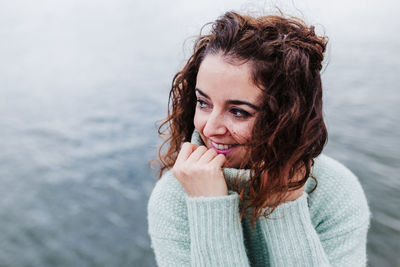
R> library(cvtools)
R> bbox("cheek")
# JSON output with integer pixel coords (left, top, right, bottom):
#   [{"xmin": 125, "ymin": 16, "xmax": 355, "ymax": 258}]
[
  {"xmin": 228, "ymin": 120, "xmax": 254, "ymax": 143},
  {"xmin": 193, "ymin": 110, "xmax": 205, "ymax": 131}
]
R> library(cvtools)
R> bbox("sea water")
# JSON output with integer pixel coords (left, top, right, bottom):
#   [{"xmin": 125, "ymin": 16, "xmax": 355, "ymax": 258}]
[{"xmin": 0, "ymin": 0, "xmax": 399, "ymax": 266}]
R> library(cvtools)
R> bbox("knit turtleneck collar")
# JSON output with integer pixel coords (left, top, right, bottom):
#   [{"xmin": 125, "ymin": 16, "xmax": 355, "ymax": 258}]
[{"xmin": 190, "ymin": 129, "xmax": 251, "ymax": 186}]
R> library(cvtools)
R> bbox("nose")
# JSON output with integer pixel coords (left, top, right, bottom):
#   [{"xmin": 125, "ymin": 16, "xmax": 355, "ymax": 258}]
[{"xmin": 202, "ymin": 110, "xmax": 227, "ymax": 137}]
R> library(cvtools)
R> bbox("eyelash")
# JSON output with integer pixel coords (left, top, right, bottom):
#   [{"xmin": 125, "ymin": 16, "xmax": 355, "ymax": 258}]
[
  {"xmin": 196, "ymin": 98, "xmax": 252, "ymax": 119},
  {"xmin": 230, "ymin": 108, "xmax": 251, "ymax": 119},
  {"xmin": 196, "ymin": 99, "xmax": 209, "ymax": 109}
]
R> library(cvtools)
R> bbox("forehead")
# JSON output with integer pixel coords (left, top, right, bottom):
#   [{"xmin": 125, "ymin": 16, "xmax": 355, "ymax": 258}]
[{"xmin": 196, "ymin": 53, "xmax": 262, "ymax": 102}]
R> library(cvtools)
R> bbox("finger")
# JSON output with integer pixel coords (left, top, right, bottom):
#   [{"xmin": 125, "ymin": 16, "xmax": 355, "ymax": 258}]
[
  {"xmin": 176, "ymin": 142, "xmax": 197, "ymax": 164},
  {"xmin": 211, "ymin": 153, "xmax": 226, "ymax": 167},
  {"xmin": 198, "ymin": 148, "xmax": 218, "ymax": 163},
  {"xmin": 187, "ymin": 146, "xmax": 208, "ymax": 162}
]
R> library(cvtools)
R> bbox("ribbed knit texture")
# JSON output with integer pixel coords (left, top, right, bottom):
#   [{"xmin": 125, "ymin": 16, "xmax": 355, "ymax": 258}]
[{"xmin": 148, "ymin": 131, "xmax": 370, "ymax": 266}]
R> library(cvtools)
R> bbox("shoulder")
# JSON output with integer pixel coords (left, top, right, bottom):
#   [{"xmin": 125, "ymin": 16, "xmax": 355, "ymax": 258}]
[
  {"xmin": 310, "ymin": 154, "xmax": 365, "ymax": 194},
  {"xmin": 147, "ymin": 170, "xmax": 189, "ymax": 237},
  {"xmin": 307, "ymin": 154, "xmax": 370, "ymax": 236}
]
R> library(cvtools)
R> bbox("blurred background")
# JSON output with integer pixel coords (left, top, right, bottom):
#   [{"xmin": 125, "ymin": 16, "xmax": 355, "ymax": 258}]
[{"xmin": 0, "ymin": 0, "xmax": 399, "ymax": 266}]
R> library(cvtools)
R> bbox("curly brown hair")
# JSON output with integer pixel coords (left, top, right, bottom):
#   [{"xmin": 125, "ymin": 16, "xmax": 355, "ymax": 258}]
[{"xmin": 157, "ymin": 11, "xmax": 328, "ymax": 225}]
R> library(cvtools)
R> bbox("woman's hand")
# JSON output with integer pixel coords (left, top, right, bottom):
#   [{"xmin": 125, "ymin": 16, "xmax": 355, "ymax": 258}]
[{"xmin": 173, "ymin": 142, "xmax": 228, "ymax": 197}]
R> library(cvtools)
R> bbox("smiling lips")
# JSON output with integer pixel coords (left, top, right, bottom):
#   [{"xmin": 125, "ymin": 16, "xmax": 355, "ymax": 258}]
[{"xmin": 210, "ymin": 140, "xmax": 237, "ymax": 154}]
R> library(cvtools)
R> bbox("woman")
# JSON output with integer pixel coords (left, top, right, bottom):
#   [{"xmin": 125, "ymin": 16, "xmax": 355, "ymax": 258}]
[{"xmin": 148, "ymin": 11, "xmax": 370, "ymax": 266}]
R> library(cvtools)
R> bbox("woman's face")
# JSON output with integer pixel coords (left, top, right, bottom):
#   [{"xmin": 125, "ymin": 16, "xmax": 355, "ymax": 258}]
[{"xmin": 194, "ymin": 53, "xmax": 262, "ymax": 168}]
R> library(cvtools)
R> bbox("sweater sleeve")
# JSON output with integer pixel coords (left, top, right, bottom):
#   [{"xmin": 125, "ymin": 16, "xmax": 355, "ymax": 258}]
[
  {"xmin": 147, "ymin": 171, "xmax": 250, "ymax": 267},
  {"xmin": 147, "ymin": 172, "xmax": 191, "ymax": 266},
  {"xmin": 258, "ymin": 193, "xmax": 331, "ymax": 266},
  {"xmin": 186, "ymin": 191, "xmax": 250, "ymax": 266}
]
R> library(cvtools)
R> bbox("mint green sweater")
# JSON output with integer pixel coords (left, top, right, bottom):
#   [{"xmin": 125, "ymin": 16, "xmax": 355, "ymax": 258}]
[{"xmin": 148, "ymin": 131, "xmax": 370, "ymax": 266}]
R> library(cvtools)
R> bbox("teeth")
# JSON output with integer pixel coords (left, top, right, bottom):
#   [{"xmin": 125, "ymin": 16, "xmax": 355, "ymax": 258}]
[{"xmin": 211, "ymin": 141, "xmax": 234, "ymax": 150}]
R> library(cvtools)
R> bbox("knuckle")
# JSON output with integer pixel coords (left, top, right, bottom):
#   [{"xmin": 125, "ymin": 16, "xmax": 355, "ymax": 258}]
[
  {"xmin": 203, "ymin": 166, "xmax": 212, "ymax": 174},
  {"xmin": 208, "ymin": 148, "xmax": 217, "ymax": 155},
  {"xmin": 182, "ymin": 142, "xmax": 191, "ymax": 149},
  {"xmin": 217, "ymin": 154, "xmax": 226, "ymax": 160},
  {"xmin": 173, "ymin": 163, "xmax": 187, "ymax": 175},
  {"xmin": 206, "ymin": 164, "xmax": 217, "ymax": 172},
  {"xmin": 192, "ymin": 162, "xmax": 202, "ymax": 171},
  {"xmin": 181, "ymin": 169, "xmax": 189, "ymax": 177},
  {"xmin": 197, "ymin": 146, "xmax": 207, "ymax": 152}
]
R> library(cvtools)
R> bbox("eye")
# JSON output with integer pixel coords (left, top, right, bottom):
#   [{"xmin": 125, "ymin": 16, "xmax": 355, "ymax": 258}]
[
  {"xmin": 230, "ymin": 108, "xmax": 251, "ymax": 119},
  {"xmin": 196, "ymin": 98, "xmax": 209, "ymax": 109}
]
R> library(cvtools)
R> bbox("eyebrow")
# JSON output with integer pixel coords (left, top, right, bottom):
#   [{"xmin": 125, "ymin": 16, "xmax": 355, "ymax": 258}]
[{"xmin": 195, "ymin": 88, "xmax": 260, "ymax": 111}]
